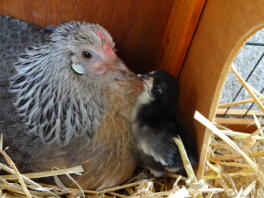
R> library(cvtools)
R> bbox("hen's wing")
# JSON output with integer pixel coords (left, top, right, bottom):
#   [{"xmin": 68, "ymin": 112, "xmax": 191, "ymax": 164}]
[{"xmin": 0, "ymin": 15, "xmax": 51, "ymax": 171}]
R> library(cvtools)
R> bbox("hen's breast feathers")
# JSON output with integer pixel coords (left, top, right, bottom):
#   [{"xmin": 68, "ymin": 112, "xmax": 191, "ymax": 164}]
[
  {"xmin": 57, "ymin": 76, "xmax": 143, "ymax": 189},
  {"xmin": 85, "ymin": 77, "xmax": 143, "ymax": 189}
]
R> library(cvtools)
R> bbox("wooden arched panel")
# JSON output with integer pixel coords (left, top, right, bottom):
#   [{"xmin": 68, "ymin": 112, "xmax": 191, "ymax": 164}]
[{"xmin": 178, "ymin": 0, "xmax": 264, "ymax": 179}]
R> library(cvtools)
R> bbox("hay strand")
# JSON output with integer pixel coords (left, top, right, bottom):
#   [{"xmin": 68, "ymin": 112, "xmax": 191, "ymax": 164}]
[
  {"xmin": 174, "ymin": 137, "xmax": 197, "ymax": 183},
  {"xmin": 231, "ymin": 64, "xmax": 264, "ymax": 112},
  {"xmin": 0, "ymin": 144, "xmax": 32, "ymax": 198},
  {"xmin": 218, "ymin": 96, "xmax": 264, "ymax": 108},
  {"xmin": 1, "ymin": 166, "xmax": 83, "ymax": 181}
]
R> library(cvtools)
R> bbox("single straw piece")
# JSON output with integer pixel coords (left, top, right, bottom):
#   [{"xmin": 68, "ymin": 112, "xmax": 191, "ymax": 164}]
[
  {"xmin": 1, "ymin": 166, "xmax": 84, "ymax": 181},
  {"xmin": 174, "ymin": 136, "xmax": 197, "ymax": 183},
  {"xmin": 231, "ymin": 64, "xmax": 264, "ymax": 113},
  {"xmin": 210, "ymin": 150, "xmax": 264, "ymax": 161},
  {"xmin": 251, "ymin": 86, "xmax": 264, "ymax": 98},
  {"xmin": 218, "ymin": 96, "xmax": 264, "ymax": 108},
  {"xmin": 241, "ymin": 181, "xmax": 256, "ymax": 197},
  {"xmin": 173, "ymin": 136, "xmax": 203, "ymax": 198}
]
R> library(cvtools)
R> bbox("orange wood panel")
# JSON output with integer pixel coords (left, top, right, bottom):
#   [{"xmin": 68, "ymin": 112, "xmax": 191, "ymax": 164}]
[
  {"xmin": 0, "ymin": 0, "xmax": 174, "ymax": 73},
  {"xmin": 178, "ymin": 0, "xmax": 264, "ymax": 179},
  {"xmin": 215, "ymin": 118, "xmax": 257, "ymax": 133},
  {"xmin": 216, "ymin": 108, "xmax": 264, "ymax": 117},
  {"xmin": 157, "ymin": 0, "xmax": 205, "ymax": 76}
]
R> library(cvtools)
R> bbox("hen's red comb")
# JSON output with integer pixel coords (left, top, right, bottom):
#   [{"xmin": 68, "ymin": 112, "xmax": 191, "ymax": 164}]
[{"xmin": 96, "ymin": 31, "xmax": 116, "ymax": 57}]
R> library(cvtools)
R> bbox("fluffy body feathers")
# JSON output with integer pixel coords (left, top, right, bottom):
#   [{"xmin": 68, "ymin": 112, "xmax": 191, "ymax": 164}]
[
  {"xmin": 0, "ymin": 15, "xmax": 142, "ymax": 190},
  {"xmin": 131, "ymin": 70, "xmax": 197, "ymax": 177}
]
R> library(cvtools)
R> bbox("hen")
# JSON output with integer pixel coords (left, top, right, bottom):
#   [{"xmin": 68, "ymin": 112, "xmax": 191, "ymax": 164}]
[{"xmin": 0, "ymin": 15, "xmax": 142, "ymax": 190}]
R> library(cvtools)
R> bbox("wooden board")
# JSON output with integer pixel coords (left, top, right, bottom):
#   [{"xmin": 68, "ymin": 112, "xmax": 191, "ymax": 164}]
[
  {"xmin": 216, "ymin": 109, "xmax": 264, "ymax": 117},
  {"xmin": 157, "ymin": 0, "xmax": 205, "ymax": 76},
  {"xmin": 0, "ymin": 0, "xmax": 173, "ymax": 73},
  {"xmin": 0, "ymin": 0, "xmax": 205, "ymax": 77},
  {"xmin": 0, "ymin": 0, "xmax": 206, "ymax": 176},
  {"xmin": 178, "ymin": 0, "xmax": 264, "ymax": 179},
  {"xmin": 215, "ymin": 118, "xmax": 257, "ymax": 133}
]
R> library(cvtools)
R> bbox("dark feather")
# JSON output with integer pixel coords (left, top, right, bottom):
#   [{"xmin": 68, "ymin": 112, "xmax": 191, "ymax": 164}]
[
  {"xmin": 132, "ymin": 70, "xmax": 198, "ymax": 176},
  {"xmin": 0, "ymin": 15, "xmax": 51, "ymax": 171}
]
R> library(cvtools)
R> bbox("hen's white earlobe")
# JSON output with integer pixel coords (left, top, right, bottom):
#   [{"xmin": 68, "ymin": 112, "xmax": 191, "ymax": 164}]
[{"xmin": 71, "ymin": 63, "xmax": 87, "ymax": 74}]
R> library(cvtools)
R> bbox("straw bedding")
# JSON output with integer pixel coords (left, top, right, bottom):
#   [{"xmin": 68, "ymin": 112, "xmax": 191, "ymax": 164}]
[{"xmin": 0, "ymin": 64, "xmax": 263, "ymax": 197}]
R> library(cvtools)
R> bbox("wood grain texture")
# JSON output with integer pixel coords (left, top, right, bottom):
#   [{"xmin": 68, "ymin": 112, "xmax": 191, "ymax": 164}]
[
  {"xmin": 0, "ymin": 0, "xmax": 174, "ymax": 73},
  {"xmin": 178, "ymin": 0, "xmax": 264, "ymax": 179},
  {"xmin": 0, "ymin": 0, "xmax": 210, "ymax": 178},
  {"xmin": 215, "ymin": 118, "xmax": 257, "ymax": 133},
  {"xmin": 216, "ymin": 108, "xmax": 264, "ymax": 117},
  {"xmin": 158, "ymin": 0, "xmax": 205, "ymax": 76}
]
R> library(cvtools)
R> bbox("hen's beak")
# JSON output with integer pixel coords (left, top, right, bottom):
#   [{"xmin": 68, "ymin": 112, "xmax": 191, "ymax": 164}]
[
  {"xmin": 137, "ymin": 73, "xmax": 151, "ymax": 80},
  {"xmin": 71, "ymin": 58, "xmax": 128, "ymax": 76},
  {"xmin": 110, "ymin": 58, "xmax": 128, "ymax": 71}
]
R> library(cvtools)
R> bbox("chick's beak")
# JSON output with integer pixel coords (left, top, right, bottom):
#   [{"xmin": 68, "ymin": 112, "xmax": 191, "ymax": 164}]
[{"xmin": 137, "ymin": 74, "xmax": 154, "ymax": 88}]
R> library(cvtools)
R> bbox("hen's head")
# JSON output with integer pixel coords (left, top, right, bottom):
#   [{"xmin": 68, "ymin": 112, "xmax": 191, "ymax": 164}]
[
  {"xmin": 50, "ymin": 22, "xmax": 127, "ymax": 79},
  {"xmin": 11, "ymin": 21, "xmax": 135, "ymax": 145}
]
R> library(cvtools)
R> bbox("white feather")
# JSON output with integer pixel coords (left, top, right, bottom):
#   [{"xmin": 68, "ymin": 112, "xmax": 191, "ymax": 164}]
[{"xmin": 71, "ymin": 63, "xmax": 87, "ymax": 74}]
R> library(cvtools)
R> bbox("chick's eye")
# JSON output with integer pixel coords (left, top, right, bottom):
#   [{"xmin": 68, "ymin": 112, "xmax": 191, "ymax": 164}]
[{"xmin": 82, "ymin": 51, "xmax": 92, "ymax": 59}]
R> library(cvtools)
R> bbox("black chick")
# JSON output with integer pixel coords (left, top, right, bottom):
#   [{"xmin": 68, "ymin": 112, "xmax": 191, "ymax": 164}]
[{"xmin": 131, "ymin": 70, "xmax": 197, "ymax": 177}]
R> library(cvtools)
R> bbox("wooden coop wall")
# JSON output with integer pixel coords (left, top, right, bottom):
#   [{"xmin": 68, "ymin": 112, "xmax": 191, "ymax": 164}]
[
  {"xmin": 0, "ymin": 0, "xmax": 208, "ymax": 173},
  {"xmin": 2, "ymin": 0, "xmax": 264, "ymax": 183},
  {"xmin": 0, "ymin": 0, "xmax": 204, "ymax": 76},
  {"xmin": 0, "ymin": 0, "xmax": 173, "ymax": 73},
  {"xmin": 0, "ymin": 0, "xmax": 204, "ymax": 160},
  {"xmin": 179, "ymin": 0, "xmax": 264, "ymax": 179}
]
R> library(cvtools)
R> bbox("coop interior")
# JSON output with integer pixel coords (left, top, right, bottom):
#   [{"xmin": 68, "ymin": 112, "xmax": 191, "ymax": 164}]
[{"xmin": 1, "ymin": 0, "xmax": 264, "ymax": 197}]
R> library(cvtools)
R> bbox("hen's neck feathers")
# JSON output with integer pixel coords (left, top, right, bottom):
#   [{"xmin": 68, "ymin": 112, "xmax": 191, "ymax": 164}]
[{"xmin": 10, "ymin": 43, "xmax": 106, "ymax": 145}]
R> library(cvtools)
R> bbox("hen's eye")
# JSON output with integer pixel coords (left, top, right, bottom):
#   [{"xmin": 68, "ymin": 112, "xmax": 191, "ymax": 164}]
[{"xmin": 82, "ymin": 51, "xmax": 92, "ymax": 59}]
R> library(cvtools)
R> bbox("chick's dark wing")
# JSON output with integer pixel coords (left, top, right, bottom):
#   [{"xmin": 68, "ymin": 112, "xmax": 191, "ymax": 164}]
[{"xmin": 174, "ymin": 119, "xmax": 198, "ymax": 167}]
